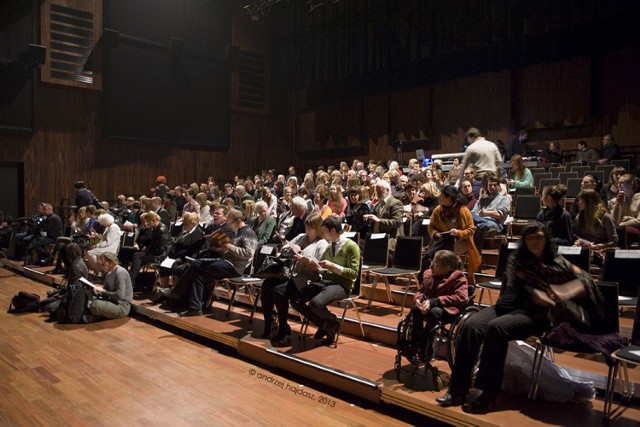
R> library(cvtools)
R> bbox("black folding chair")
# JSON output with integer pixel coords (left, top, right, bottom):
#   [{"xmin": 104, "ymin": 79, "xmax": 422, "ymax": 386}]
[
  {"xmin": 474, "ymin": 241, "xmax": 518, "ymax": 306},
  {"xmin": 369, "ymin": 236, "xmax": 423, "ymax": 314}
]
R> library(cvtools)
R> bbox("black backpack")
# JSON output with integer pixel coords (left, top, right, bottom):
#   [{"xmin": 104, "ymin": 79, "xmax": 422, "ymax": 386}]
[
  {"xmin": 8, "ymin": 291, "xmax": 41, "ymax": 313},
  {"xmin": 56, "ymin": 284, "xmax": 94, "ymax": 324}
]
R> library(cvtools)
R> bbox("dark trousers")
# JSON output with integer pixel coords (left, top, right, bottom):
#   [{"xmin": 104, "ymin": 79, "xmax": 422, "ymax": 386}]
[
  {"xmin": 449, "ymin": 306, "xmax": 546, "ymax": 396},
  {"xmin": 261, "ymin": 278, "xmax": 296, "ymax": 334},
  {"xmin": 181, "ymin": 258, "xmax": 238, "ymax": 311},
  {"xmin": 411, "ymin": 305, "xmax": 454, "ymax": 359},
  {"xmin": 129, "ymin": 251, "xmax": 156, "ymax": 286},
  {"xmin": 31, "ymin": 237, "xmax": 55, "ymax": 261},
  {"xmin": 290, "ymin": 282, "xmax": 347, "ymax": 327}
]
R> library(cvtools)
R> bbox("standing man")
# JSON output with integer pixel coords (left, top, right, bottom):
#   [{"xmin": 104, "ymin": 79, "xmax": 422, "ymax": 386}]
[
  {"xmin": 364, "ymin": 180, "xmax": 404, "ymax": 250},
  {"xmin": 74, "ymin": 181, "xmax": 100, "ymax": 210},
  {"xmin": 457, "ymin": 128, "xmax": 503, "ymax": 187},
  {"xmin": 509, "ymin": 130, "xmax": 528, "ymax": 158},
  {"xmin": 598, "ymin": 134, "xmax": 622, "ymax": 165}
]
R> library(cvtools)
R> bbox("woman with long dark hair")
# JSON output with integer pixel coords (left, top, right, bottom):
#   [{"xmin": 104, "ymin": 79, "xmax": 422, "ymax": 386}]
[
  {"xmin": 438, "ymin": 223, "xmax": 603, "ymax": 413},
  {"xmin": 536, "ymin": 184, "xmax": 572, "ymax": 246}
]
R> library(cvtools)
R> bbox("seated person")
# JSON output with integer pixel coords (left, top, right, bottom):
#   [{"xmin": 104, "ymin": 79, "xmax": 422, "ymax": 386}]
[
  {"xmin": 290, "ymin": 216, "xmax": 361, "ymax": 346},
  {"xmin": 88, "ymin": 252, "xmax": 133, "ymax": 320},
  {"xmin": 157, "ymin": 212, "xmax": 205, "ymax": 289},
  {"xmin": 28, "ymin": 203, "xmax": 63, "ymax": 265},
  {"xmin": 261, "ymin": 213, "xmax": 328, "ymax": 346},
  {"xmin": 52, "ymin": 205, "xmax": 96, "ymax": 274},
  {"xmin": 425, "ymin": 186, "xmax": 480, "ymax": 276},
  {"xmin": 507, "ymin": 155, "xmax": 534, "ymax": 190},
  {"xmin": 410, "ymin": 250, "xmax": 468, "ymax": 364},
  {"xmin": 537, "ymin": 184, "xmax": 572, "ymax": 246},
  {"xmin": 610, "ymin": 174, "xmax": 640, "ymax": 247},
  {"xmin": 471, "ymin": 172, "xmax": 511, "ymax": 252},
  {"xmin": 64, "ymin": 242, "xmax": 89, "ymax": 286},
  {"xmin": 438, "ymin": 223, "xmax": 604, "ymax": 412},
  {"xmin": 86, "ymin": 213, "xmax": 122, "ymax": 274},
  {"xmin": 170, "ymin": 209, "xmax": 257, "ymax": 316},
  {"xmin": 460, "ymin": 180, "xmax": 477, "ymax": 211},
  {"xmin": 125, "ymin": 211, "xmax": 169, "ymax": 288},
  {"xmin": 574, "ymin": 190, "xmax": 618, "ymax": 252},
  {"xmin": 250, "ymin": 200, "xmax": 276, "ymax": 246},
  {"xmin": 343, "ymin": 186, "xmax": 371, "ymax": 240}
]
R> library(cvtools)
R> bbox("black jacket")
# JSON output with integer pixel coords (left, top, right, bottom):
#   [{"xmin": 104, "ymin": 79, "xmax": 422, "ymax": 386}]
[{"xmin": 168, "ymin": 227, "xmax": 205, "ymax": 259}]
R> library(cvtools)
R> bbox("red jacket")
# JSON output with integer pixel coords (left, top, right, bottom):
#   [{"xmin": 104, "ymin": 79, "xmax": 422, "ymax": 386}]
[{"xmin": 414, "ymin": 269, "xmax": 468, "ymax": 315}]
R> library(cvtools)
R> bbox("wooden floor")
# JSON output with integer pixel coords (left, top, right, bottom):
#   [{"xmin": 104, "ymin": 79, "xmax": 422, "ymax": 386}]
[
  {"xmin": 0, "ymin": 269, "xmax": 427, "ymax": 426},
  {"xmin": 2, "ymin": 261, "xmax": 640, "ymax": 426}
]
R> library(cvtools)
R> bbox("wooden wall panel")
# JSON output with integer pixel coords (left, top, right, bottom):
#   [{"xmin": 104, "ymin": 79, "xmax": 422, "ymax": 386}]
[
  {"xmin": 363, "ymin": 93, "xmax": 392, "ymax": 162},
  {"xmin": 433, "ymin": 70, "xmax": 512, "ymax": 154},
  {"xmin": 514, "ymin": 57, "xmax": 590, "ymax": 129},
  {"xmin": 391, "ymin": 86, "xmax": 430, "ymax": 142}
]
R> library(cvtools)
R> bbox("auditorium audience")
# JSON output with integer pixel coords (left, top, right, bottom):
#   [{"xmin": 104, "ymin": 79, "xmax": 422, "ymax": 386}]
[{"xmin": 125, "ymin": 211, "xmax": 169, "ymax": 289}]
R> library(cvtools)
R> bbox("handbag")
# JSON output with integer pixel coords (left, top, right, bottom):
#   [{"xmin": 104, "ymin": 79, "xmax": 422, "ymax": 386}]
[{"xmin": 254, "ymin": 255, "xmax": 291, "ymax": 280}]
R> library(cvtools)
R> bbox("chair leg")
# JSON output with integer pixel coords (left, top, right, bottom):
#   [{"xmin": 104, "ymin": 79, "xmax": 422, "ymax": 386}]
[
  {"xmin": 226, "ymin": 282, "xmax": 238, "ymax": 315},
  {"xmin": 528, "ymin": 343, "xmax": 545, "ymax": 400},
  {"xmin": 399, "ymin": 274, "xmax": 417, "ymax": 316},
  {"xmin": 332, "ymin": 304, "xmax": 350, "ymax": 348},
  {"xmin": 603, "ymin": 361, "xmax": 619, "ymax": 422},
  {"xmin": 250, "ymin": 286, "xmax": 262, "ymax": 322},
  {"xmin": 351, "ymin": 301, "xmax": 365, "ymax": 337},
  {"xmin": 366, "ymin": 274, "xmax": 379, "ymax": 310}
]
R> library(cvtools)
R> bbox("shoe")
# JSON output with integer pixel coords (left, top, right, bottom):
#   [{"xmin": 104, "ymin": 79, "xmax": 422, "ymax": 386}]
[
  {"xmin": 436, "ymin": 391, "xmax": 466, "ymax": 407},
  {"xmin": 271, "ymin": 335, "xmax": 291, "ymax": 347},
  {"xmin": 260, "ymin": 322, "xmax": 273, "ymax": 339},
  {"xmin": 178, "ymin": 309, "xmax": 203, "ymax": 317},
  {"xmin": 320, "ymin": 318, "xmax": 338, "ymax": 346},
  {"xmin": 39, "ymin": 258, "xmax": 52, "ymax": 266},
  {"xmin": 462, "ymin": 391, "xmax": 497, "ymax": 414},
  {"xmin": 313, "ymin": 327, "xmax": 327, "ymax": 339}
]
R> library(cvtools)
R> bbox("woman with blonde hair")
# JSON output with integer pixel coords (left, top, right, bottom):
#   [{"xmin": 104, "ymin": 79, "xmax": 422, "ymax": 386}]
[
  {"xmin": 314, "ymin": 185, "xmax": 333, "ymax": 219},
  {"xmin": 88, "ymin": 252, "xmax": 133, "ymax": 320},
  {"xmin": 507, "ymin": 154, "xmax": 533, "ymax": 189},
  {"xmin": 242, "ymin": 199, "xmax": 257, "ymax": 223},
  {"xmin": 328, "ymin": 183, "xmax": 347, "ymax": 216},
  {"xmin": 196, "ymin": 192, "xmax": 211, "ymax": 225}
]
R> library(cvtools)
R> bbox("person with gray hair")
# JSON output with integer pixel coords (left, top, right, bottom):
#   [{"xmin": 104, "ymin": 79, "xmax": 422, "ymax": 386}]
[
  {"xmin": 235, "ymin": 185, "xmax": 253, "ymax": 204},
  {"xmin": 86, "ymin": 213, "xmax": 121, "ymax": 273},
  {"xmin": 282, "ymin": 196, "xmax": 310, "ymax": 242},
  {"xmin": 364, "ymin": 179, "xmax": 404, "ymax": 249},
  {"xmin": 251, "ymin": 200, "xmax": 276, "ymax": 246}
]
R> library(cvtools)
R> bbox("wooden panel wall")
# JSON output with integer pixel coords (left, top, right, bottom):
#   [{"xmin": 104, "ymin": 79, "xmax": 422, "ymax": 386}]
[{"xmin": 294, "ymin": 48, "xmax": 640, "ymax": 167}]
